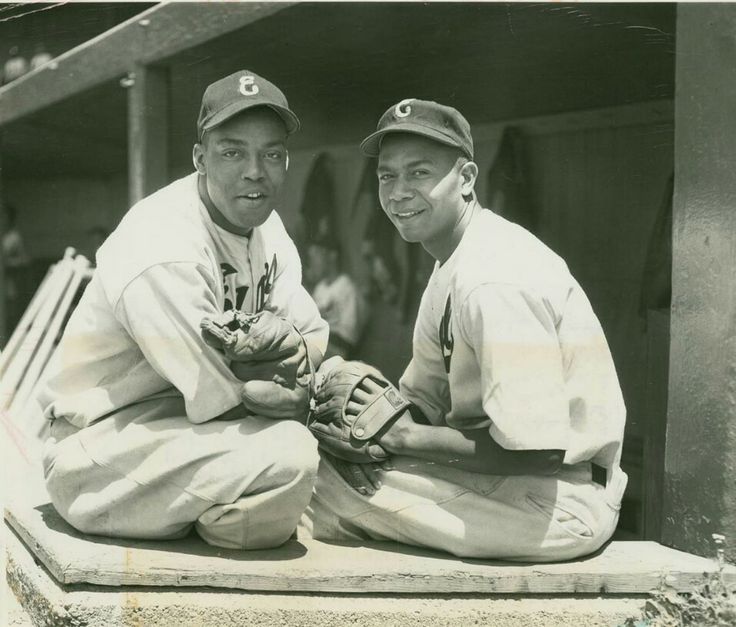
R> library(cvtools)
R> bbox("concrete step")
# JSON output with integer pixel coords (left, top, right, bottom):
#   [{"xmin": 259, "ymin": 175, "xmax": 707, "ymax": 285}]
[{"xmin": 6, "ymin": 524, "xmax": 647, "ymax": 627}]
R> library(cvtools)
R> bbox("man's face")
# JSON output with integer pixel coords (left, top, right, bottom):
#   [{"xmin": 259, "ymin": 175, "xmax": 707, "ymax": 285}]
[
  {"xmin": 376, "ymin": 134, "xmax": 469, "ymax": 246},
  {"xmin": 194, "ymin": 108, "xmax": 288, "ymax": 231}
]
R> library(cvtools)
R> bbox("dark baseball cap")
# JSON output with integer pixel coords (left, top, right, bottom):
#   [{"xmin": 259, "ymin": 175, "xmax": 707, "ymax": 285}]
[
  {"xmin": 197, "ymin": 70, "xmax": 300, "ymax": 140},
  {"xmin": 361, "ymin": 99, "xmax": 473, "ymax": 159}
]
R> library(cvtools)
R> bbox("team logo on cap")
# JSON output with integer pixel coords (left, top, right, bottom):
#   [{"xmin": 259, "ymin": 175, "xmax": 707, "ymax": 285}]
[
  {"xmin": 395, "ymin": 98, "xmax": 414, "ymax": 118},
  {"xmin": 238, "ymin": 75, "xmax": 259, "ymax": 96}
]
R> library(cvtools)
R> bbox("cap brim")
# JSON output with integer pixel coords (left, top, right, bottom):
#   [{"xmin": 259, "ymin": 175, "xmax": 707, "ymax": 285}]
[
  {"xmin": 360, "ymin": 123, "xmax": 470, "ymax": 158},
  {"xmin": 200, "ymin": 100, "xmax": 300, "ymax": 137}
]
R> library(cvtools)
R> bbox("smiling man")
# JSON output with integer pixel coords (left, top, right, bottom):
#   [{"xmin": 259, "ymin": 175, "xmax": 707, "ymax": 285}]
[
  {"xmin": 39, "ymin": 71, "xmax": 328, "ymax": 550},
  {"xmin": 305, "ymin": 99, "xmax": 628, "ymax": 562}
]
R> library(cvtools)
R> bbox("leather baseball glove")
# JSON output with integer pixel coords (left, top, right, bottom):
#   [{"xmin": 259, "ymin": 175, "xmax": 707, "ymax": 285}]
[
  {"xmin": 200, "ymin": 309, "xmax": 312, "ymax": 421},
  {"xmin": 308, "ymin": 358, "xmax": 410, "ymax": 463}
]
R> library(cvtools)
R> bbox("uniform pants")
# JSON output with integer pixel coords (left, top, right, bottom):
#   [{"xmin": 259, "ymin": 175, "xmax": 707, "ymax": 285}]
[
  {"xmin": 303, "ymin": 455, "xmax": 627, "ymax": 562},
  {"xmin": 42, "ymin": 396, "xmax": 319, "ymax": 550}
]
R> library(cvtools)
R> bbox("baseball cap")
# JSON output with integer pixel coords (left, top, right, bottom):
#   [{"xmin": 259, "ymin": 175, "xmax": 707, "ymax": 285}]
[
  {"xmin": 197, "ymin": 70, "xmax": 300, "ymax": 140},
  {"xmin": 360, "ymin": 99, "xmax": 473, "ymax": 159}
]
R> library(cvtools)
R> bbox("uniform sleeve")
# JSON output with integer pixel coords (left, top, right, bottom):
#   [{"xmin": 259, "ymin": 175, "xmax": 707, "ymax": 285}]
[
  {"xmin": 399, "ymin": 309, "xmax": 451, "ymax": 426},
  {"xmin": 458, "ymin": 283, "xmax": 569, "ymax": 451},
  {"xmin": 115, "ymin": 262, "xmax": 245, "ymax": 424},
  {"xmin": 399, "ymin": 356, "xmax": 449, "ymax": 426},
  {"xmin": 268, "ymin": 236, "xmax": 329, "ymax": 357}
]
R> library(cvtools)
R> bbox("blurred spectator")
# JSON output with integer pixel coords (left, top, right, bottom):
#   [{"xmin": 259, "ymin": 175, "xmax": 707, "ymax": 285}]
[
  {"xmin": 30, "ymin": 43, "xmax": 53, "ymax": 71},
  {"xmin": 306, "ymin": 238, "xmax": 364, "ymax": 359},
  {"xmin": 2, "ymin": 203, "xmax": 32, "ymax": 333},
  {"xmin": 3, "ymin": 46, "xmax": 29, "ymax": 84}
]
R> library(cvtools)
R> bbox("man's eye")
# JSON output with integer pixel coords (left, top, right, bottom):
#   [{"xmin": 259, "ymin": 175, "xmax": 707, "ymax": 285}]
[
  {"xmin": 265, "ymin": 151, "xmax": 284, "ymax": 161},
  {"xmin": 378, "ymin": 173, "xmax": 394, "ymax": 182},
  {"xmin": 223, "ymin": 150, "xmax": 240, "ymax": 158},
  {"xmin": 412, "ymin": 169, "xmax": 429, "ymax": 177}
]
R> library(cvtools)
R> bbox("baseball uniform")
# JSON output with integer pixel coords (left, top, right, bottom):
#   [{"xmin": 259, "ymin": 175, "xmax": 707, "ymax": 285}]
[
  {"xmin": 40, "ymin": 172, "xmax": 328, "ymax": 549},
  {"xmin": 312, "ymin": 273, "xmax": 363, "ymax": 356},
  {"xmin": 306, "ymin": 206, "xmax": 627, "ymax": 561}
]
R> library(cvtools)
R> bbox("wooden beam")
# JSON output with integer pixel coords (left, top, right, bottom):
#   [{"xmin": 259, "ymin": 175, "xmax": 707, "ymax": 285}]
[
  {"xmin": 664, "ymin": 4, "xmax": 736, "ymax": 561},
  {"xmin": 128, "ymin": 64, "xmax": 170, "ymax": 204},
  {"xmin": 0, "ymin": 2, "xmax": 296, "ymax": 127}
]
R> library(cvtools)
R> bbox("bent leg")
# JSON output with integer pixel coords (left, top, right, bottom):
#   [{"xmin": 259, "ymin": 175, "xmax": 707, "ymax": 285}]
[
  {"xmin": 307, "ymin": 454, "xmax": 623, "ymax": 561},
  {"xmin": 43, "ymin": 396, "xmax": 319, "ymax": 549},
  {"xmin": 194, "ymin": 418, "xmax": 319, "ymax": 549}
]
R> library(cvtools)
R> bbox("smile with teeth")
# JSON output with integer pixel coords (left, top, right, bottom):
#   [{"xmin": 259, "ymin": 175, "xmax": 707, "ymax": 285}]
[
  {"xmin": 395, "ymin": 209, "xmax": 424, "ymax": 220},
  {"xmin": 241, "ymin": 192, "xmax": 265, "ymax": 200}
]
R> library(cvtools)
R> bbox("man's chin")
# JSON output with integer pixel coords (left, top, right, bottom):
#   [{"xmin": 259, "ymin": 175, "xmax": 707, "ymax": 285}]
[
  {"xmin": 394, "ymin": 224, "xmax": 424, "ymax": 244},
  {"xmin": 231, "ymin": 205, "xmax": 274, "ymax": 229}
]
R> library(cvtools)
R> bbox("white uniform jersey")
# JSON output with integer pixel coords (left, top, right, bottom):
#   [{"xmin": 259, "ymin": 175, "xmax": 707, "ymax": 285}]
[
  {"xmin": 400, "ymin": 206, "xmax": 626, "ymax": 471},
  {"xmin": 40, "ymin": 173, "xmax": 328, "ymax": 429}
]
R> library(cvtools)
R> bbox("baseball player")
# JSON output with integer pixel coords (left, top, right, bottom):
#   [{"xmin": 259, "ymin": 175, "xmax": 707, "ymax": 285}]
[
  {"xmin": 305, "ymin": 99, "xmax": 628, "ymax": 562},
  {"xmin": 39, "ymin": 71, "xmax": 328, "ymax": 550},
  {"xmin": 306, "ymin": 238, "xmax": 364, "ymax": 358}
]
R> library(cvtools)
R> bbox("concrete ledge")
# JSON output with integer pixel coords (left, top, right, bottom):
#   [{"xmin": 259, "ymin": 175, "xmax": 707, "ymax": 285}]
[
  {"xmin": 7, "ymin": 498, "xmax": 735, "ymax": 595},
  {"xmin": 6, "ymin": 523, "xmax": 648, "ymax": 627}
]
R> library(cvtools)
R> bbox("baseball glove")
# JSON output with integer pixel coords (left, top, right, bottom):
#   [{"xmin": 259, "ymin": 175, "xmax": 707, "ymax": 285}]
[
  {"xmin": 200, "ymin": 310, "xmax": 312, "ymax": 421},
  {"xmin": 308, "ymin": 358, "xmax": 410, "ymax": 463}
]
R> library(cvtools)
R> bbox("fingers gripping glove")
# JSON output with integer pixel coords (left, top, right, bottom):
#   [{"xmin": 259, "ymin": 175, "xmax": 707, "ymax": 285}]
[
  {"xmin": 308, "ymin": 359, "xmax": 410, "ymax": 463},
  {"xmin": 200, "ymin": 310, "xmax": 313, "ymax": 421}
]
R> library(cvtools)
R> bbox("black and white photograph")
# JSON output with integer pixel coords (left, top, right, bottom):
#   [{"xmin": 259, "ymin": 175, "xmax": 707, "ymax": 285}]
[{"xmin": 1, "ymin": 2, "xmax": 735, "ymax": 625}]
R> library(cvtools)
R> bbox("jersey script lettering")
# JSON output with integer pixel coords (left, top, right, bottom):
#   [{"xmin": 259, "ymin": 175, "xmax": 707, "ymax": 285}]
[{"xmin": 439, "ymin": 293, "xmax": 454, "ymax": 373}]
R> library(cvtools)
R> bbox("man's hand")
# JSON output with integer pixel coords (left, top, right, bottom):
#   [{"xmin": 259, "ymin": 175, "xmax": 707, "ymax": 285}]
[
  {"xmin": 323, "ymin": 451, "xmax": 393, "ymax": 496},
  {"xmin": 308, "ymin": 359, "xmax": 411, "ymax": 463},
  {"xmin": 200, "ymin": 310, "xmax": 312, "ymax": 421}
]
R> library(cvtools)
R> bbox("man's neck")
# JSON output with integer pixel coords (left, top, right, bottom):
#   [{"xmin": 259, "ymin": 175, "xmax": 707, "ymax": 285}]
[
  {"xmin": 197, "ymin": 175, "xmax": 252, "ymax": 237},
  {"xmin": 424, "ymin": 200, "xmax": 480, "ymax": 265}
]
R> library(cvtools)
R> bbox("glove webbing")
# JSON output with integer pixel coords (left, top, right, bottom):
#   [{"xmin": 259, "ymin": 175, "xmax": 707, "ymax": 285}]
[{"xmin": 348, "ymin": 375, "xmax": 411, "ymax": 441}]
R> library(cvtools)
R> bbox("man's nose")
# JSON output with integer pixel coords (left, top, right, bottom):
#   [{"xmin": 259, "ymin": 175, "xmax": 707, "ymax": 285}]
[
  {"xmin": 241, "ymin": 156, "xmax": 265, "ymax": 181},
  {"xmin": 389, "ymin": 176, "xmax": 414, "ymax": 202}
]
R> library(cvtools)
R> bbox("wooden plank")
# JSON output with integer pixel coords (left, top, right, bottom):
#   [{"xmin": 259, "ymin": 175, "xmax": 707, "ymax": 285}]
[
  {"xmin": 0, "ymin": 252, "xmax": 75, "ymax": 411},
  {"xmin": 0, "ymin": 265, "xmax": 55, "ymax": 378},
  {"xmin": 19, "ymin": 269, "xmax": 95, "ymax": 442},
  {"xmin": 8, "ymin": 256, "xmax": 90, "ymax": 418},
  {"xmin": 128, "ymin": 64, "xmax": 170, "ymax": 204},
  {"xmin": 4, "ymin": 498, "xmax": 734, "ymax": 595},
  {"xmin": 0, "ymin": 2, "xmax": 296, "ymax": 127}
]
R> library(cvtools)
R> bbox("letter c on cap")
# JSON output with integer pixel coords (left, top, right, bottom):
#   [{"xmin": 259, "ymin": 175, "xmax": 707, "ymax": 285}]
[
  {"xmin": 395, "ymin": 99, "xmax": 413, "ymax": 118},
  {"xmin": 239, "ymin": 75, "xmax": 260, "ymax": 96}
]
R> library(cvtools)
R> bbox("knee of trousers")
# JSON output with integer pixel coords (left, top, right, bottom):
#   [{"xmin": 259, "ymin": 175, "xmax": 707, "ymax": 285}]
[{"xmin": 266, "ymin": 420, "xmax": 320, "ymax": 486}]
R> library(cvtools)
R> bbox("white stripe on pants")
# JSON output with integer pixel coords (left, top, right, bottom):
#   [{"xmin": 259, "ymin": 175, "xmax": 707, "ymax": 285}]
[
  {"xmin": 43, "ymin": 396, "xmax": 319, "ymax": 550},
  {"xmin": 303, "ymin": 454, "xmax": 626, "ymax": 562}
]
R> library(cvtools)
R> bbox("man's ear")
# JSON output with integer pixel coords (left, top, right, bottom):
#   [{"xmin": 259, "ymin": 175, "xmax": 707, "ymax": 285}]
[
  {"xmin": 192, "ymin": 143, "xmax": 206, "ymax": 175},
  {"xmin": 285, "ymin": 151, "xmax": 290, "ymax": 171},
  {"xmin": 459, "ymin": 160, "xmax": 479, "ymax": 196}
]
